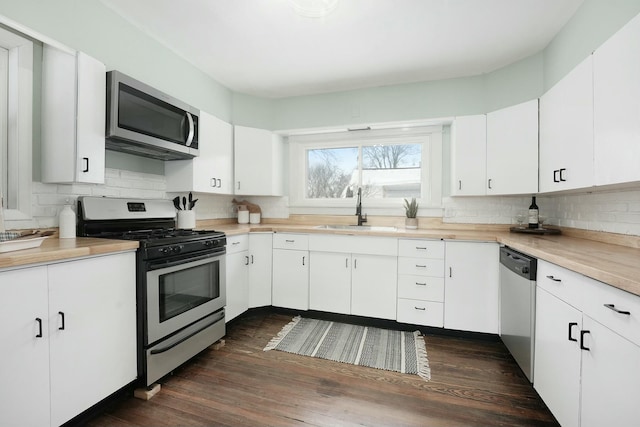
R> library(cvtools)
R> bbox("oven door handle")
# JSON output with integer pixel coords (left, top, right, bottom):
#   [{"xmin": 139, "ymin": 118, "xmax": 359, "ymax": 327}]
[
  {"xmin": 149, "ymin": 311, "xmax": 225, "ymax": 355},
  {"xmin": 147, "ymin": 250, "xmax": 225, "ymax": 271}
]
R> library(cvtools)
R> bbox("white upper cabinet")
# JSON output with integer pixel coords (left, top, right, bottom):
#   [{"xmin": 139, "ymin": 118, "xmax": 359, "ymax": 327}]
[
  {"xmin": 486, "ymin": 99, "xmax": 539, "ymax": 195},
  {"xmin": 234, "ymin": 125, "xmax": 283, "ymax": 196},
  {"xmin": 593, "ymin": 13, "xmax": 640, "ymax": 186},
  {"xmin": 41, "ymin": 45, "xmax": 106, "ymax": 184},
  {"xmin": 451, "ymin": 114, "xmax": 487, "ymax": 196},
  {"xmin": 539, "ymin": 56, "xmax": 594, "ymax": 193},
  {"xmin": 166, "ymin": 111, "xmax": 233, "ymax": 194}
]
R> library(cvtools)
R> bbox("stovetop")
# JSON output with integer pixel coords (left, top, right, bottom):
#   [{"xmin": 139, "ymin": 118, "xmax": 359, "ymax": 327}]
[{"xmin": 91, "ymin": 228, "xmax": 225, "ymax": 244}]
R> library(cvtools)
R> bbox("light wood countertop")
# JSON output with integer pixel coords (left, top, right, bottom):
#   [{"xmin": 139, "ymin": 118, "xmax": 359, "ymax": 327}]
[
  {"xmin": 210, "ymin": 222, "xmax": 640, "ymax": 298},
  {"xmin": 0, "ymin": 237, "xmax": 139, "ymax": 269},
  {"xmin": 2, "ymin": 221, "xmax": 639, "ymax": 299}
]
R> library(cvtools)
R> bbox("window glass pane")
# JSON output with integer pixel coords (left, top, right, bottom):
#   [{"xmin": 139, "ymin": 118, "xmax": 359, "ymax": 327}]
[
  {"xmin": 307, "ymin": 147, "xmax": 358, "ymax": 198},
  {"xmin": 361, "ymin": 143, "xmax": 422, "ymax": 198}
]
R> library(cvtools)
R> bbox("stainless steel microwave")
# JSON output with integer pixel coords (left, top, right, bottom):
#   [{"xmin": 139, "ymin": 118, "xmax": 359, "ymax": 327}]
[{"xmin": 106, "ymin": 71, "xmax": 199, "ymax": 160}]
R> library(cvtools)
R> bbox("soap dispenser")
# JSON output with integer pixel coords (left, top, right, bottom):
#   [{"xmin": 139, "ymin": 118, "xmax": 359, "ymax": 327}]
[{"xmin": 59, "ymin": 199, "xmax": 76, "ymax": 239}]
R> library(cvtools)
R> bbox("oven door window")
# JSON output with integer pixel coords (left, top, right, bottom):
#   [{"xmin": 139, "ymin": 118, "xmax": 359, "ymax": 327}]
[{"xmin": 158, "ymin": 260, "xmax": 220, "ymax": 322}]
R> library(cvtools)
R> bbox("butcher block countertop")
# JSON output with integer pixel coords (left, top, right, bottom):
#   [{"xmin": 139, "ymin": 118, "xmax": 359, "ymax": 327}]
[
  {"xmin": 2, "ymin": 218, "xmax": 639, "ymax": 299},
  {"xmin": 0, "ymin": 236, "xmax": 139, "ymax": 269},
  {"xmin": 211, "ymin": 221, "xmax": 640, "ymax": 298}
]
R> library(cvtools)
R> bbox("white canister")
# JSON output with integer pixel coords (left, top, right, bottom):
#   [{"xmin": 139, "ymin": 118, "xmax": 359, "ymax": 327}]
[
  {"xmin": 237, "ymin": 210, "xmax": 249, "ymax": 224},
  {"xmin": 249, "ymin": 212, "xmax": 261, "ymax": 224},
  {"xmin": 177, "ymin": 210, "xmax": 196, "ymax": 229},
  {"xmin": 59, "ymin": 204, "xmax": 76, "ymax": 238}
]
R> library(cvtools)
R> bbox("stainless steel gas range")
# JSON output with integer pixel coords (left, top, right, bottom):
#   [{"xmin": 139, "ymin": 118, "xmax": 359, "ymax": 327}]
[{"xmin": 77, "ymin": 196, "xmax": 226, "ymax": 386}]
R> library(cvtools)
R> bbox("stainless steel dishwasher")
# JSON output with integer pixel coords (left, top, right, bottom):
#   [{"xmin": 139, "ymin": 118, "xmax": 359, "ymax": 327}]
[{"xmin": 499, "ymin": 246, "xmax": 537, "ymax": 382}]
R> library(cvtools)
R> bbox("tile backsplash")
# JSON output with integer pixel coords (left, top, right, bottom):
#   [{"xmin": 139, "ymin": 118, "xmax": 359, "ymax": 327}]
[{"xmin": 11, "ymin": 169, "xmax": 640, "ymax": 237}]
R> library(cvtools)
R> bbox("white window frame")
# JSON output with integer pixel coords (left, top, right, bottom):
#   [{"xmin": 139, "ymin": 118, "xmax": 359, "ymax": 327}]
[
  {"xmin": 0, "ymin": 25, "xmax": 32, "ymax": 221},
  {"xmin": 288, "ymin": 125, "xmax": 443, "ymax": 216}
]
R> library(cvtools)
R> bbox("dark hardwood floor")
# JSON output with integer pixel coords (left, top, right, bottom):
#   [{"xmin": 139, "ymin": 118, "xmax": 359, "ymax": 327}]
[{"xmin": 87, "ymin": 311, "xmax": 558, "ymax": 427}]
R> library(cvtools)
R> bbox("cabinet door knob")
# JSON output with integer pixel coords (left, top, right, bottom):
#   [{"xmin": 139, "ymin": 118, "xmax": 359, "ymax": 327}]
[
  {"xmin": 553, "ymin": 169, "xmax": 560, "ymax": 183},
  {"xmin": 487, "ymin": 178, "xmax": 492, "ymax": 189},
  {"xmin": 217, "ymin": 178, "xmax": 222, "ymax": 188},
  {"xmin": 82, "ymin": 157, "xmax": 89, "ymax": 173}
]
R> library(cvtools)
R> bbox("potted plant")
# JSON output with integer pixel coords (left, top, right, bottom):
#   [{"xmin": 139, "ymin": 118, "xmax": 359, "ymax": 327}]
[{"xmin": 404, "ymin": 198, "xmax": 418, "ymax": 229}]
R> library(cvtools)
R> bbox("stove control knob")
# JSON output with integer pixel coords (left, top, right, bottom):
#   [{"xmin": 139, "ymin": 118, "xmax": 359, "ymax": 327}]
[
  {"xmin": 172, "ymin": 245, "xmax": 182, "ymax": 254},
  {"xmin": 204, "ymin": 240, "xmax": 213, "ymax": 247},
  {"xmin": 160, "ymin": 247, "xmax": 172, "ymax": 255}
]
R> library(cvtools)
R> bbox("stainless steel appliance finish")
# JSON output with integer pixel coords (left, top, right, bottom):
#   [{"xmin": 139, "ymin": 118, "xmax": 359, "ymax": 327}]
[
  {"xmin": 106, "ymin": 71, "xmax": 199, "ymax": 160},
  {"xmin": 499, "ymin": 246, "xmax": 537, "ymax": 382},
  {"xmin": 77, "ymin": 196, "xmax": 226, "ymax": 387}
]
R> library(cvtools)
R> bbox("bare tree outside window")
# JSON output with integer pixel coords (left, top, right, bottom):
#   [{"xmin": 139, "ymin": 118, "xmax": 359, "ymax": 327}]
[
  {"xmin": 306, "ymin": 143, "xmax": 422, "ymax": 200},
  {"xmin": 307, "ymin": 147, "xmax": 356, "ymax": 198}
]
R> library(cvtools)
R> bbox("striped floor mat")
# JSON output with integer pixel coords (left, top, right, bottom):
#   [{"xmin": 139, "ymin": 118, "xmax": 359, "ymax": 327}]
[{"xmin": 263, "ymin": 316, "xmax": 430, "ymax": 381}]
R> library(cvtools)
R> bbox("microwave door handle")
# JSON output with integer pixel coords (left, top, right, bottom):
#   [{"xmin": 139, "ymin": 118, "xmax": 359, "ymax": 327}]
[{"xmin": 185, "ymin": 112, "xmax": 195, "ymax": 146}]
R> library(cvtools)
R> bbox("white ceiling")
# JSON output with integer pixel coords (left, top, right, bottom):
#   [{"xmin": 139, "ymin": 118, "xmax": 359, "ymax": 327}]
[{"xmin": 100, "ymin": 0, "xmax": 584, "ymax": 99}]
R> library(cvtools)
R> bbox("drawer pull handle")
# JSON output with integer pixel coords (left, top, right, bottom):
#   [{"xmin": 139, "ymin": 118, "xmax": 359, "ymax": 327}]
[
  {"xmin": 414, "ymin": 307, "xmax": 426, "ymax": 311},
  {"xmin": 415, "ymin": 282, "xmax": 427, "ymax": 286},
  {"xmin": 568, "ymin": 322, "xmax": 578, "ymax": 342},
  {"xmin": 604, "ymin": 304, "xmax": 631, "ymax": 315},
  {"xmin": 285, "ymin": 240, "xmax": 295, "ymax": 243},
  {"xmin": 415, "ymin": 246, "xmax": 427, "ymax": 250},
  {"xmin": 546, "ymin": 275, "xmax": 562, "ymax": 282},
  {"xmin": 232, "ymin": 241, "xmax": 240, "ymax": 245},
  {"xmin": 415, "ymin": 265, "xmax": 427, "ymax": 268},
  {"xmin": 580, "ymin": 330, "xmax": 591, "ymax": 351}
]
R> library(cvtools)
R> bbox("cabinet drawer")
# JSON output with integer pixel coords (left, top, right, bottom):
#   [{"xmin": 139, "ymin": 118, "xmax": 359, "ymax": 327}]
[
  {"xmin": 398, "ymin": 275, "xmax": 444, "ymax": 302},
  {"xmin": 398, "ymin": 239, "xmax": 444, "ymax": 259},
  {"xmin": 582, "ymin": 280, "xmax": 640, "ymax": 347},
  {"xmin": 226, "ymin": 234, "xmax": 249, "ymax": 254},
  {"xmin": 398, "ymin": 257, "xmax": 444, "ymax": 277},
  {"xmin": 537, "ymin": 260, "xmax": 585, "ymax": 309},
  {"xmin": 397, "ymin": 299, "xmax": 443, "ymax": 327},
  {"xmin": 273, "ymin": 233, "xmax": 309, "ymax": 250}
]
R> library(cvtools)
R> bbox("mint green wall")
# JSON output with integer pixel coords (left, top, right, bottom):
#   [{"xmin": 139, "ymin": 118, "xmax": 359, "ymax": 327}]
[
  {"xmin": 237, "ymin": 0, "xmax": 640, "ymax": 131},
  {"xmin": 0, "ymin": 0, "xmax": 231, "ymax": 120},
  {"xmin": 544, "ymin": 0, "xmax": 640, "ymax": 90},
  {"xmin": 3, "ymin": 0, "xmax": 640, "ymax": 142}
]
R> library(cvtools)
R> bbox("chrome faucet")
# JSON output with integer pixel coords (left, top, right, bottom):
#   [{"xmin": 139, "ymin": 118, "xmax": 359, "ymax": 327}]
[{"xmin": 355, "ymin": 187, "xmax": 367, "ymax": 226}]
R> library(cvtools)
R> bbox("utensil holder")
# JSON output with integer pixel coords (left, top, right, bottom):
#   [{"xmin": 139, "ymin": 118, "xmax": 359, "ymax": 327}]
[
  {"xmin": 177, "ymin": 210, "xmax": 196, "ymax": 229},
  {"xmin": 249, "ymin": 213, "xmax": 261, "ymax": 224}
]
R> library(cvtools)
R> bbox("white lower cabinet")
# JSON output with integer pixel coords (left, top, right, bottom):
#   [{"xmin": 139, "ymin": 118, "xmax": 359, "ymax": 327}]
[
  {"xmin": 350, "ymin": 254, "xmax": 397, "ymax": 320},
  {"xmin": 226, "ymin": 235, "xmax": 250, "ymax": 322},
  {"xmin": 444, "ymin": 241, "xmax": 499, "ymax": 333},
  {"xmin": 248, "ymin": 233, "xmax": 273, "ymax": 308},
  {"xmin": 0, "ymin": 267, "xmax": 50, "ymax": 427},
  {"xmin": 309, "ymin": 251, "xmax": 352, "ymax": 314},
  {"xmin": 534, "ymin": 287, "xmax": 582, "ymax": 427},
  {"xmin": 396, "ymin": 239, "xmax": 445, "ymax": 327},
  {"xmin": 534, "ymin": 260, "xmax": 640, "ymax": 427},
  {"xmin": 0, "ymin": 252, "xmax": 137, "ymax": 427},
  {"xmin": 308, "ymin": 235, "xmax": 398, "ymax": 320},
  {"xmin": 272, "ymin": 234, "xmax": 309, "ymax": 310}
]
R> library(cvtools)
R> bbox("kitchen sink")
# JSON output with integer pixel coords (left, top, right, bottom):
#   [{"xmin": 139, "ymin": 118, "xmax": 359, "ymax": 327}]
[{"xmin": 313, "ymin": 224, "xmax": 397, "ymax": 232}]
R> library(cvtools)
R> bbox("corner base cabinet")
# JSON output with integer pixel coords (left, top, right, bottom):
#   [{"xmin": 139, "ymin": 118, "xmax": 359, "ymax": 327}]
[
  {"xmin": 0, "ymin": 252, "xmax": 137, "ymax": 427},
  {"xmin": 534, "ymin": 260, "xmax": 640, "ymax": 427}
]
